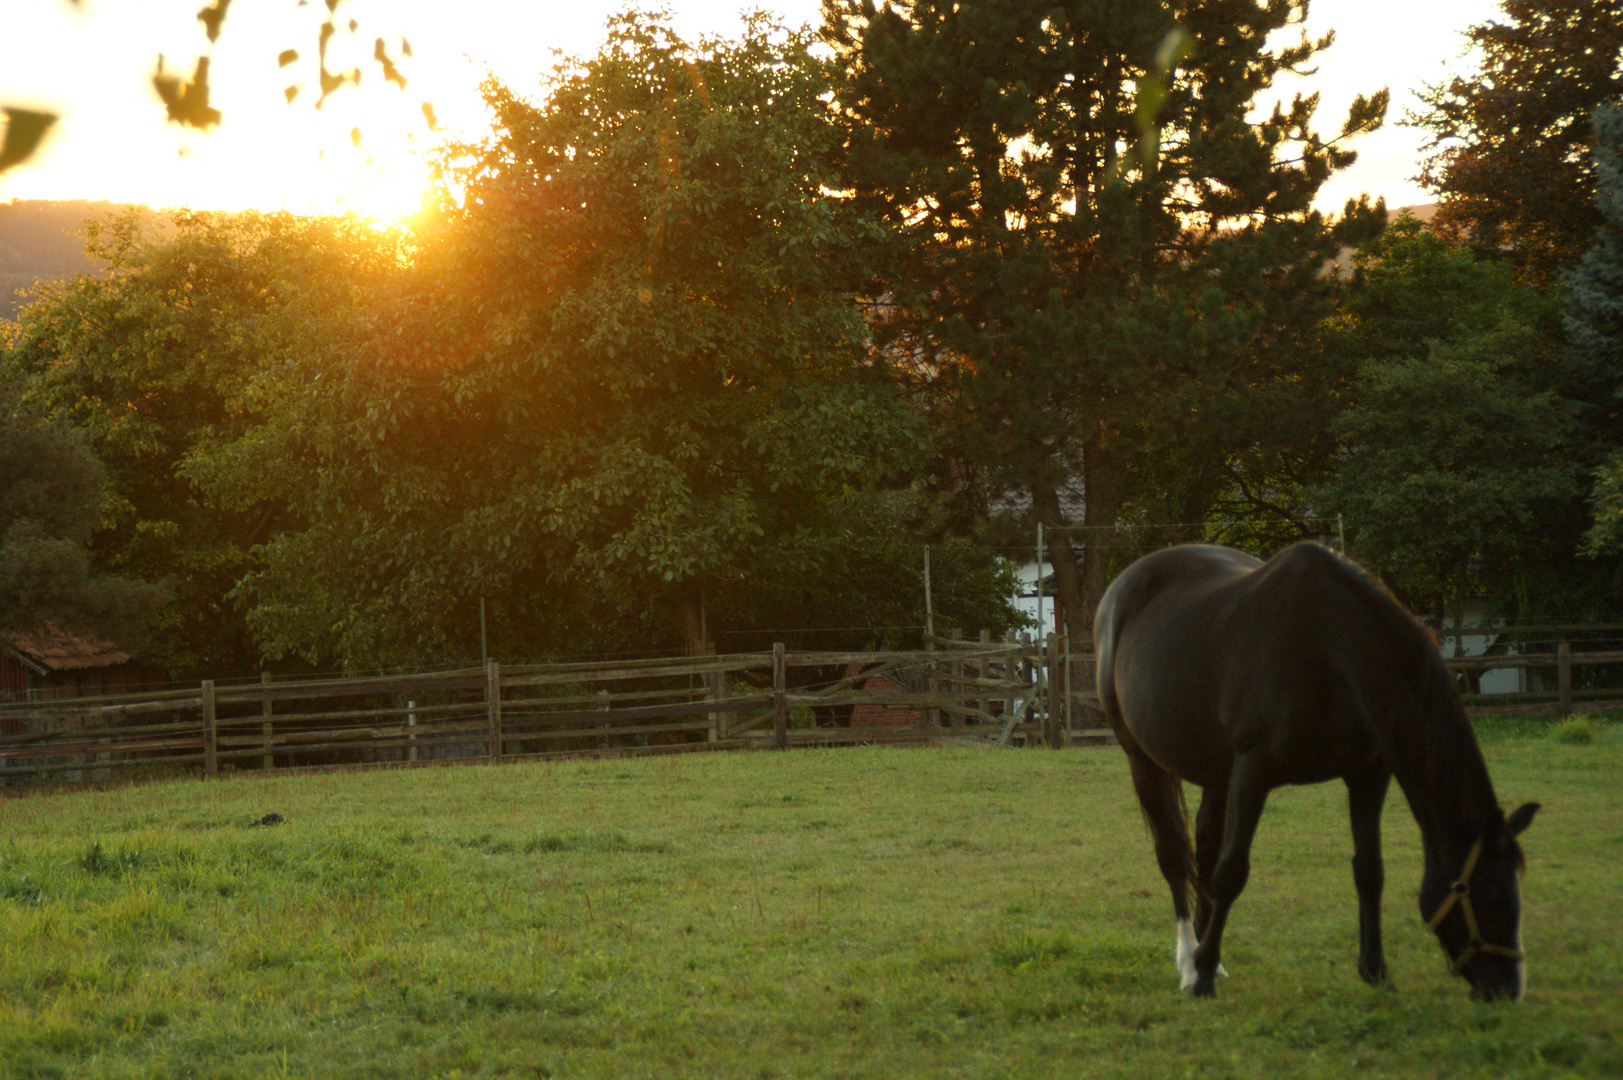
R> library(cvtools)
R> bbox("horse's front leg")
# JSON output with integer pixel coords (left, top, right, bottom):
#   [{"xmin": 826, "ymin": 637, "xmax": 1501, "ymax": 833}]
[
  {"xmin": 1346, "ymin": 764, "xmax": 1392, "ymax": 988},
  {"xmin": 1191, "ymin": 752, "xmax": 1272, "ymax": 998}
]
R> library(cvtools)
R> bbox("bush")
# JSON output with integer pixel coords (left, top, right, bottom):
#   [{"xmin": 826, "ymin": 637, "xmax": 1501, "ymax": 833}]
[{"xmin": 1549, "ymin": 714, "xmax": 1599, "ymax": 744}]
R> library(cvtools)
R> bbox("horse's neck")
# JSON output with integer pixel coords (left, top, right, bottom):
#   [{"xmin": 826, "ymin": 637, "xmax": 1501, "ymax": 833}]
[{"xmin": 1386, "ymin": 702, "xmax": 1501, "ymax": 865}]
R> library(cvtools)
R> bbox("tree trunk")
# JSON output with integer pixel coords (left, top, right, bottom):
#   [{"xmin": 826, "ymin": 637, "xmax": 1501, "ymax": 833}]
[
  {"xmin": 1031, "ymin": 483, "xmax": 1088, "ymax": 643},
  {"xmin": 1038, "ymin": 424, "xmax": 1128, "ymax": 646},
  {"xmin": 1079, "ymin": 428, "xmax": 1126, "ymax": 624},
  {"xmin": 658, "ymin": 594, "xmax": 712, "ymax": 656}
]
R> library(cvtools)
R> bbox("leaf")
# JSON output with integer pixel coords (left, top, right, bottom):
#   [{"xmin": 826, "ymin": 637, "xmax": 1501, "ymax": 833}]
[
  {"xmin": 152, "ymin": 55, "xmax": 222, "ymax": 129},
  {"xmin": 197, "ymin": 0, "xmax": 232, "ymax": 44},
  {"xmin": 374, "ymin": 38, "xmax": 407, "ymax": 90},
  {"xmin": 0, "ymin": 108, "xmax": 58, "ymax": 174}
]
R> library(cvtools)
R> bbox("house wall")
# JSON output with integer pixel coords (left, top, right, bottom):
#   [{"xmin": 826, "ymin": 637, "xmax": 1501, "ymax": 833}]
[
  {"xmin": 1012, "ymin": 562, "xmax": 1059, "ymax": 639},
  {"xmin": 1438, "ymin": 601, "xmax": 1525, "ymax": 696}
]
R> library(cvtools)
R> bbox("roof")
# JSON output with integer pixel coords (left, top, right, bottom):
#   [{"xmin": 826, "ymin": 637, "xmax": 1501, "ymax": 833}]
[
  {"xmin": 987, "ymin": 479, "xmax": 1086, "ymax": 523},
  {"xmin": 3, "ymin": 625, "xmax": 131, "ymax": 673}
]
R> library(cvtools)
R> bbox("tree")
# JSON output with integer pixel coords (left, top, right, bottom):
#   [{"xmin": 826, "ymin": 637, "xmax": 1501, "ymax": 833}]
[
  {"xmin": 1412, "ymin": 0, "xmax": 1623, "ymax": 284},
  {"xmin": 1566, "ymin": 103, "xmax": 1623, "ymax": 442},
  {"xmin": 3, "ymin": 208, "xmax": 403, "ymax": 675},
  {"xmin": 820, "ymin": 0, "xmax": 1386, "ymax": 634},
  {"xmin": 1314, "ymin": 214, "xmax": 1580, "ymax": 616},
  {"xmin": 1315, "ymin": 334, "xmax": 1577, "ymax": 616},
  {"xmin": 0, "ymin": 370, "xmax": 165, "ymax": 644},
  {"xmin": 1569, "ymin": 102, "xmax": 1623, "ymax": 555},
  {"xmin": 190, "ymin": 14, "xmax": 977, "ymax": 669}
]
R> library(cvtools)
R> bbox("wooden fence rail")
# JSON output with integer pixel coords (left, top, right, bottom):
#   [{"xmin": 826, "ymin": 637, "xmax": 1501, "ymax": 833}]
[
  {"xmin": 3, "ymin": 635, "xmax": 1617, "ymax": 787},
  {"xmin": 0, "ymin": 638, "xmax": 1098, "ymax": 785}
]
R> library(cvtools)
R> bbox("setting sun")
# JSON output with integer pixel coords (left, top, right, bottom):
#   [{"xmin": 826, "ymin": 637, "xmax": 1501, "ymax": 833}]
[{"xmin": 0, "ymin": 0, "xmax": 826, "ymax": 219}]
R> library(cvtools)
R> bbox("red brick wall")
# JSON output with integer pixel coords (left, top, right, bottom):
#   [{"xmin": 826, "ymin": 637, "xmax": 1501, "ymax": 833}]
[{"xmin": 848, "ymin": 669, "xmax": 924, "ymax": 727}]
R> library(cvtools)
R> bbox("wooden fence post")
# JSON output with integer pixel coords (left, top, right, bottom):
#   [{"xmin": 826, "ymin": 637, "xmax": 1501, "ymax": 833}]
[
  {"xmin": 1062, "ymin": 632, "xmax": 1072, "ymax": 740},
  {"xmin": 1045, "ymin": 631, "xmax": 1063, "ymax": 749},
  {"xmin": 260, "ymin": 671, "xmax": 274, "ymax": 771},
  {"xmin": 773, "ymin": 643, "xmax": 788, "ymax": 749},
  {"xmin": 1020, "ymin": 632, "xmax": 1033, "ymax": 746},
  {"xmin": 950, "ymin": 629, "xmax": 964, "ymax": 731},
  {"xmin": 487, "ymin": 659, "xmax": 503, "ymax": 762},
  {"xmin": 407, "ymin": 699, "xmax": 418, "ymax": 763},
  {"xmin": 201, "ymin": 679, "xmax": 217, "ymax": 779},
  {"xmin": 706, "ymin": 642, "xmax": 724, "ymax": 742},
  {"xmin": 979, "ymin": 629, "xmax": 992, "ymax": 725},
  {"xmin": 1557, "ymin": 640, "xmax": 1572, "ymax": 718}
]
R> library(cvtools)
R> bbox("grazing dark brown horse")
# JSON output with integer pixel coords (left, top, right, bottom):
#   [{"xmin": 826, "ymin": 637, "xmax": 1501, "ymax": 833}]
[{"xmin": 1094, "ymin": 542, "xmax": 1537, "ymax": 1000}]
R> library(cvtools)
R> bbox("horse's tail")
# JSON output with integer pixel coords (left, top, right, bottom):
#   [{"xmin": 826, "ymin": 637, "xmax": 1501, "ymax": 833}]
[{"xmin": 1117, "ymin": 728, "xmax": 1198, "ymax": 920}]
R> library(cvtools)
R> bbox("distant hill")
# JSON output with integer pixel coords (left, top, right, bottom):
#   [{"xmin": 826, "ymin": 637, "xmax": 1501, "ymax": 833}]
[{"xmin": 0, "ymin": 199, "xmax": 142, "ymax": 323}]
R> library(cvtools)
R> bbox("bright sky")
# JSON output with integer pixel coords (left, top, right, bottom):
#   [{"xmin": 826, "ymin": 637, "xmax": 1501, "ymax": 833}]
[{"xmin": 0, "ymin": 0, "xmax": 1503, "ymax": 220}]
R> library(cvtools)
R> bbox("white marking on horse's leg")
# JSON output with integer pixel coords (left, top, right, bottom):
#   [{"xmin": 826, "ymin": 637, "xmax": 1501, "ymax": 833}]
[{"xmin": 1177, "ymin": 918, "xmax": 1199, "ymax": 990}]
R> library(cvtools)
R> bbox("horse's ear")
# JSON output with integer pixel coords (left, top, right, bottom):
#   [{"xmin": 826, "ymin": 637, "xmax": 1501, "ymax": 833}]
[{"xmin": 1505, "ymin": 802, "xmax": 1540, "ymax": 837}]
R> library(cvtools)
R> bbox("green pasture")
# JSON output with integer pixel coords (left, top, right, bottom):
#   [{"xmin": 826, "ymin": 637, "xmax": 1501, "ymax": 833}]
[{"xmin": 1, "ymin": 718, "xmax": 1619, "ymax": 1079}]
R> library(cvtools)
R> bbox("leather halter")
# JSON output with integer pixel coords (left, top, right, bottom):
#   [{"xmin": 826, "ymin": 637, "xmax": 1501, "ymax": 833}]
[{"xmin": 1425, "ymin": 836, "xmax": 1525, "ymax": 974}]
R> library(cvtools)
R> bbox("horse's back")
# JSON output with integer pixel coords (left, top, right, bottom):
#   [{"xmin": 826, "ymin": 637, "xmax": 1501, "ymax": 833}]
[
  {"xmin": 1097, "ymin": 542, "xmax": 1397, "ymax": 787},
  {"xmin": 1094, "ymin": 545, "xmax": 1263, "ymax": 784}
]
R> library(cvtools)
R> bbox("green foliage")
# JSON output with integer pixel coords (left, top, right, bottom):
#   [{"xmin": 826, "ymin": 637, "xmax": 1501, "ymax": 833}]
[
  {"xmin": 1565, "ymin": 102, "xmax": 1623, "ymax": 390},
  {"xmin": 0, "ymin": 109, "xmax": 56, "ymax": 176},
  {"xmin": 1549, "ymin": 714, "xmax": 1598, "ymax": 744},
  {"xmin": 195, "ymin": 14, "xmax": 961, "ymax": 668},
  {"xmin": 0, "ymin": 737, "xmax": 1615, "ymax": 1077},
  {"xmin": 1412, "ymin": 0, "xmax": 1623, "ymax": 283},
  {"xmin": 1320, "ymin": 338, "xmax": 1576, "ymax": 610},
  {"xmin": 1316, "ymin": 215, "xmax": 1580, "ymax": 614},
  {"xmin": 1569, "ymin": 103, "xmax": 1623, "ymax": 556},
  {"xmin": 820, "ymin": 0, "xmax": 1386, "ymax": 621},
  {"xmin": 0, "ymin": 375, "xmax": 164, "ymax": 645},
  {"xmin": 3, "ymin": 209, "xmax": 403, "ymax": 676}
]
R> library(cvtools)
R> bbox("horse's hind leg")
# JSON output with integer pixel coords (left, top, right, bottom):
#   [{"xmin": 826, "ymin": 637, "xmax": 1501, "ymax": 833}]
[
  {"xmin": 1192, "ymin": 784, "xmax": 1231, "ymax": 981},
  {"xmin": 1191, "ymin": 752, "xmax": 1272, "ymax": 998},
  {"xmin": 1120, "ymin": 740, "xmax": 1199, "ymax": 988},
  {"xmin": 1193, "ymin": 783, "xmax": 1227, "ymax": 942},
  {"xmin": 1346, "ymin": 764, "xmax": 1392, "ymax": 987}
]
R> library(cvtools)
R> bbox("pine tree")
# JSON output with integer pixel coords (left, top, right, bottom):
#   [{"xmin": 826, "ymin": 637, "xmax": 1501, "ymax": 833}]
[
  {"xmin": 1565, "ymin": 102, "xmax": 1623, "ymax": 424},
  {"xmin": 1570, "ymin": 102, "xmax": 1623, "ymax": 555},
  {"xmin": 1412, "ymin": 0, "xmax": 1623, "ymax": 284},
  {"xmin": 821, "ymin": 0, "xmax": 1385, "ymax": 629}
]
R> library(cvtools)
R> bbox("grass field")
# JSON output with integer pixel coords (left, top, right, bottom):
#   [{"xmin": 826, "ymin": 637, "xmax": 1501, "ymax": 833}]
[{"xmin": 1, "ymin": 717, "xmax": 1619, "ymax": 1079}]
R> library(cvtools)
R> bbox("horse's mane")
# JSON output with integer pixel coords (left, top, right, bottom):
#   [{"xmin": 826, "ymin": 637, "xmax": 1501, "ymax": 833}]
[
  {"xmin": 1297, "ymin": 544, "xmax": 1498, "ymax": 831},
  {"xmin": 1294, "ymin": 543, "xmax": 1457, "ymax": 704}
]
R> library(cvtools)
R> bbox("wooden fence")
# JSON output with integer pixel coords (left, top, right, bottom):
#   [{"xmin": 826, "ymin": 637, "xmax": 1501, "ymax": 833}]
[
  {"xmin": 0, "ymin": 636, "xmax": 1108, "ymax": 787},
  {"xmin": 4, "ymin": 632, "xmax": 1617, "ymax": 788}
]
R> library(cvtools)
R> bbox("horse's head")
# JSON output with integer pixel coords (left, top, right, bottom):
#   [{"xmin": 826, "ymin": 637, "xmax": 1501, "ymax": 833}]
[{"xmin": 1421, "ymin": 802, "xmax": 1539, "ymax": 1001}]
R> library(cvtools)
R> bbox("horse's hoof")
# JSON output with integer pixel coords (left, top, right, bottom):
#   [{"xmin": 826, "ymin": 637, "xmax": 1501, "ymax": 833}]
[
  {"xmin": 1190, "ymin": 973, "xmax": 1218, "ymax": 998},
  {"xmin": 1359, "ymin": 963, "xmax": 1392, "ymax": 989}
]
